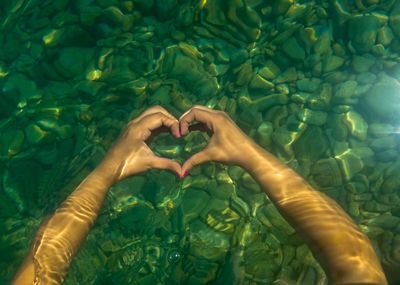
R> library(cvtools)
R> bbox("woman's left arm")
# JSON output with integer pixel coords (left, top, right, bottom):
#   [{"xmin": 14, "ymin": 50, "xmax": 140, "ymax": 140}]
[{"xmin": 12, "ymin": 106, "xmax": 182, "ymax": 285}]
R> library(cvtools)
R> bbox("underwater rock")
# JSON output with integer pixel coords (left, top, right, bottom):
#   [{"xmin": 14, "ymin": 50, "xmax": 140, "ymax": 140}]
[
  {"xmin": 276, "ymin": 67, "xmax": 298, "ymax": 83},
  {"xmin": 240, "ymin": 172, "xmax": 261, "ymax": 193},
  {"xmin": 296, "ymin": 108, "xmax": 328, "ymax": 126},
  {"xmin": 342, "ymin": 110, "xmax": 368, "ymax": 141},
  {"xmin": 2, "ymin": 73, "xmax": 42, "ymax": 105},
  {"xmin": 363, "ymin": 75, "xmax": 400, "ymax": 123},
  {"xmin": 368, "ymin": 123, "xmax": 395, "ymax": 137},
  {"xmin": 155, "ymin": 0, "xmax": 177, "ymax": 21},
  {"xmin": 53, "ymin": 48, "xmax": 95, "ymax": 79},
  {"xmin": 249, "ymin": 74, "xmax": 274, "ymax": 92},
  {"xmin": 333, "ymin": 80, "xmax": 358, "ymax": 102},
  {"xmin": 370, "ymin": 136, "xmax": 397, "ymax": 152},
  {"xmin": 296, "ymin": 78, "xmax": 321, "ymax": 93},
  {"xmin": 390, "ymin": 0, "xmax": 400, "ymax": 38},
  {"xmin": 376, "ymin": 149, "xmax": 398, "ymax": 162},
  {"xmin": 239, "ymin": 93, "xmax": 288, "ymax": 112},
  {"xmin": 328, "ymin": 114, "xmax": 349, "ymax": 141},
  {"xmin": 201, "ymin": 0, "xmax": 261, "ymax": 43},
  {"xmin": 159, "ymin": 44, "xmax": 219, "ymax": 98},
  {"xmin": 259, "ymin": 60, "xmax": 281, "ymax": 81},
  {"xmin": 206, "ymin": 207, "xmax": 240, "ymax": 234},
  {"xmin": 348, "ymin": 15, "xmax": 384, "ymax": 52},
  {"xmin": 356, "ymin": 72, "xmax": 377, "ymax": 84},
  {"xmin": 258, "ymin": 204, "xmax": 295, "ymax": 235},
  {"xmin": 282, "ymin": 37, "xmax": 306, "ymax": 61},
  {"xmin": 352, "ymin": 55, "xmax": 376, "ymax": 73},
  {"xmin": 189, "ymin": 220, "xmax": 230, "ymax": 261},
  {"xmin": 322, "ymin": 55, "xmax": 344, "ymax": 72},
  {"xmin": 181, "ymin": 189, "xmax": 210, "ymax": 224},
  {"xmin": 243, "ymin": 243, "xmax": 280, "ymax": 281},
  {"xmin": 25, "ymin": 124, "xmax": 53, "ymax": 145},
  {"xmin": 311, "ymin": 158, "xmax": 343, "ymax": 187},
  {"xmin": 0, "ymin": 130, "xmax": 24, "ymax": 157},
  {"xmin": 256, "ymin": 121, "xmax": 274, "ymax": 148},
  {"xmin": 377, "ymin": 26, "xmax": 394, "ymax": 46},
  {"xmin": 272, "ymin": 0, "xmax": 293, "ymax": 15},
  {"xmin": 334, "ymin": 148, "xmax": 365, "ymax": 181},
  {"xmin": 293, "ymin": 126, "xmax": 328, "ymax": 162},
  {"xmin": 272, "ymin": 126, "xmax": 305, "ymax": 159}
]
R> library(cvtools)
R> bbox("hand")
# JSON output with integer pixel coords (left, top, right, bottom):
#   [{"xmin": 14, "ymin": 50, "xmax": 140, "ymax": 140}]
[
  {"xmin": 97, "ymin": 106, "xmax": 182, "ymax": 183},
  {"xmin": 179, "ymin": 105, "xmax": 257, "ymax": 176}
]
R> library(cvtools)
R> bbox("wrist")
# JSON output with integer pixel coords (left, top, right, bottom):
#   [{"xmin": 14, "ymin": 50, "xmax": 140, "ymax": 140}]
[
  {"xmin": 93, "ymin": 158, "xmax": 121, "ymax": 187},
  {"xmin": 237, "ymin": 140, "xmax": 267, "ymax": 170}
]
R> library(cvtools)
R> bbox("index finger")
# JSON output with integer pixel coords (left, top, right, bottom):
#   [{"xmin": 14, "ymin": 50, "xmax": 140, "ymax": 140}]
[
  {"xmin": 141, "ymin": 112, "xmax": 180, "ymax": 140},
  {"xmin": 179, "ymin": 107, "xmax": 214, "ymax": 136},
  {"xmin": 134, "ymin": 105, "xmax": 178, "ymax": 124}
]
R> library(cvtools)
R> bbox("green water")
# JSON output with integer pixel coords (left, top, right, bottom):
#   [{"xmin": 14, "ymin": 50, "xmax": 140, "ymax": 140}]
[{"xmin": 1, "ymin": 0, "xmax": 400, "ymax": 284}]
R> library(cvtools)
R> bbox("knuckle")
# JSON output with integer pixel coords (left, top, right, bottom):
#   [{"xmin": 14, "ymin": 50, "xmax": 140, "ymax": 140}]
[
  {"xmin": 153, "ymin": 111, "xmax": 165, "ymax": 118},
  {"xmin": 152, "ymin": 105, "xmax": 164, "ymax": 111},
  {"xmin": 216, "ymin": 110, "xmax": 228, "ymax": 120}
]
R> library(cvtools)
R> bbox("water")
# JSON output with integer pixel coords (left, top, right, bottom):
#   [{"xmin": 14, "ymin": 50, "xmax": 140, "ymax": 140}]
[{"xmin": 0, "ymin": 0, "xmax": 400, "ymax": 284}]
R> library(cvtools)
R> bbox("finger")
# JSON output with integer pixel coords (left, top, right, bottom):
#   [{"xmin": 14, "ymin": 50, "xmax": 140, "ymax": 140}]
[
  {"xmin": 179, "ymin": 107, "xmax": 213, "ymax": 136},
  {"xmin": 188, "ymin": 123, "xmax": 213, "ymax": 137},
  {"xmin": 149, "ymin": 157, "xmax": 182, "ymax": 175},
  {"xmin": 142, "ymin": 112, "xmax": 180, "ymax": 140},
  {"xmin": 181, "ymin": 150, "xmax": 211, "ymax": 176},
  {"xmin": 134, "ymin": 106, "xmax": 180, "ymax": 137}
]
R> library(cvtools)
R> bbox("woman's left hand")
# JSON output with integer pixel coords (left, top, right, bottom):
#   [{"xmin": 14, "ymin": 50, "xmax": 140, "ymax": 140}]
[{"xmin": 97, "ymin": 106, "xmax": 182, "ymax": 183}]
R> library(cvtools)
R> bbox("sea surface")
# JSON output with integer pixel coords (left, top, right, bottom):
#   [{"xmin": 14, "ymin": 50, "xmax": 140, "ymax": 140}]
[{"xmin": 0, "ymin": 0, "xmax": 400, "ymax": 284}]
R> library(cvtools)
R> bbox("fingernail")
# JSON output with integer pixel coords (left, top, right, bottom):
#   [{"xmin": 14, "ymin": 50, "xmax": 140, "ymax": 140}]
[{"xmin": 183, "ymin": 170, "xmax": 189, "ymax": 177}]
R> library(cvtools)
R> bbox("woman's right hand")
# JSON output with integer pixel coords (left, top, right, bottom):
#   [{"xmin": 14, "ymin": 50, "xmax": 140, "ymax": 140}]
[{"xmin": 179, "ymin": 105, "xmax": 258, "ymax": 176}]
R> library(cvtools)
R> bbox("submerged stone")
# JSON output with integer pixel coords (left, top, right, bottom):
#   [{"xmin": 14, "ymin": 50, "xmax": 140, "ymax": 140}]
[
  {"xmin": 297, "ymin": 108, "xmax": 327, "ymax": 126},
  {"xmin": 293, "ymin": 126, "xmax": 328, "ymax": 162},
  {"xmin": 334, "ymin": 80, "xmax": 358, "ymax": 99},
  {"xmin": 249, "ymin": 74, "xmax": 274, "ymax": 91},
  {"xmin": 54, "ymin": 48, "xmax": 95, "ymax": 79},
  {"xmin": 276, "ymin": 67, "xmax": 297, "ymax": 83},
  {"xmin": 25, "ymin": 124, "xmax": 52, "ymax": 145},
  {"xmin": 363, "ymin": 75, "xmax": 400, "ymax": 122},
  {"xmin": 282, "ymin": 37, "xmax": 306, "ymax": 61},
  {"xmin": 202, "ymin": 0, "xmax": 261, "ymax": 42},
  {"xmin": 335, "ymin": 149, "xmax": 364, "ymax": 181},
  {"xmin": 368, "ymin": 123, "xmax": 395, "ymax": 137},
  {"xmin": 342, "ymin": 111, "xmax": 368, "ymax": 141},
  {"xmin": 181, "ymin": 189, "xmax": 210, "ymax": 224},
  {"xmin": 259, "ymin": 60, "xmax": 281, "ymax": 80},
  {"xmin": 160, "ymin": 44, "xmax": 219, "ymax": 98},
  {"xmin": 0, "ymin": 130, "xmax": 24, "ymax": 157},
  {"xmin": 390, "ymin": 0, "xmax": 400, "ymax": 38},
  {"xmin": 370, "ymin": 136, "xmax": 397, "ymax": 152},
  {"xmin": 322, "ymin": 55, "xmax": 344, "ymax": 72},
  {"xmin": 351, "ymin": 55, "xmax": 375, "ymax": 73},
  {"xmin": 377, "ymin": 26, "xmax": 394, "ymax": 46},
  {"xmin": 296, "ymin": 78, "xmax": 321, "ymax": 93},
  {"xmin": 311, "ymin": 158, "xmax": 343, "ymax": 187},
  {"xmin": 348, "ymin": 15, "xmax": 383, "ymax": 52}
]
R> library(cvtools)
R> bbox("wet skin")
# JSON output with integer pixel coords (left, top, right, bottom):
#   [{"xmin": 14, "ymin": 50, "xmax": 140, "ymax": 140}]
[{"xmin": 13, "ymin": 105, "xmax": 387, "ymax": 285}]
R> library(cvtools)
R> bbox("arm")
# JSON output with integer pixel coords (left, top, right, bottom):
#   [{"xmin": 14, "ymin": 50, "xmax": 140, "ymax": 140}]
[
  {"xmin": 179, "ymin": 105, "xmax": 387, "ymax": 285},
  {"xmin": 13, "ymin": 106, "xmax": 182, "ymax": 285}
]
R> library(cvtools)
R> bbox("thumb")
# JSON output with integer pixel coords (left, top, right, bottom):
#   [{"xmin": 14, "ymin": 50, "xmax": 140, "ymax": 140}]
[
  {"xmin": 150, "ymin": 157, "xmax": 182, "ymax": 175},
  {"xmin": 181, "ymin": 150, "xmax": 210, "ymax": 177}
]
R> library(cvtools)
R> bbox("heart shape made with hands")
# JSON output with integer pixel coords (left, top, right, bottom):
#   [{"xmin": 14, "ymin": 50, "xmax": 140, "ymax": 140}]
[
  {"xmin": 133, "ymin": 105, "xmax": 219, "ymax": 179},
  {"xmin": 117, "ymin": 105, "xmax": 240, "ymax": 180},
  {"xmin": 147, "ymin": 120, "xmax": 211, "ymax": 177}
]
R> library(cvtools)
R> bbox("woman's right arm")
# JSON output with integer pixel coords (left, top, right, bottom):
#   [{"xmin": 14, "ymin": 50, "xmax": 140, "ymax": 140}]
[{"xmin": 179, "ymin": 105, "xmax": 388, "ymax": 285}]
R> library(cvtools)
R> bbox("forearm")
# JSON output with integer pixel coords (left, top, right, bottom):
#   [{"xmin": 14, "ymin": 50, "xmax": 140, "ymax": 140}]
[
  {"xmin": 13, "ymin": 162, "xmax": 116, "ymax": 285},
  {"xmin": 242, "ymin": 144, "xmax": 387, "ymax": 285}
]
